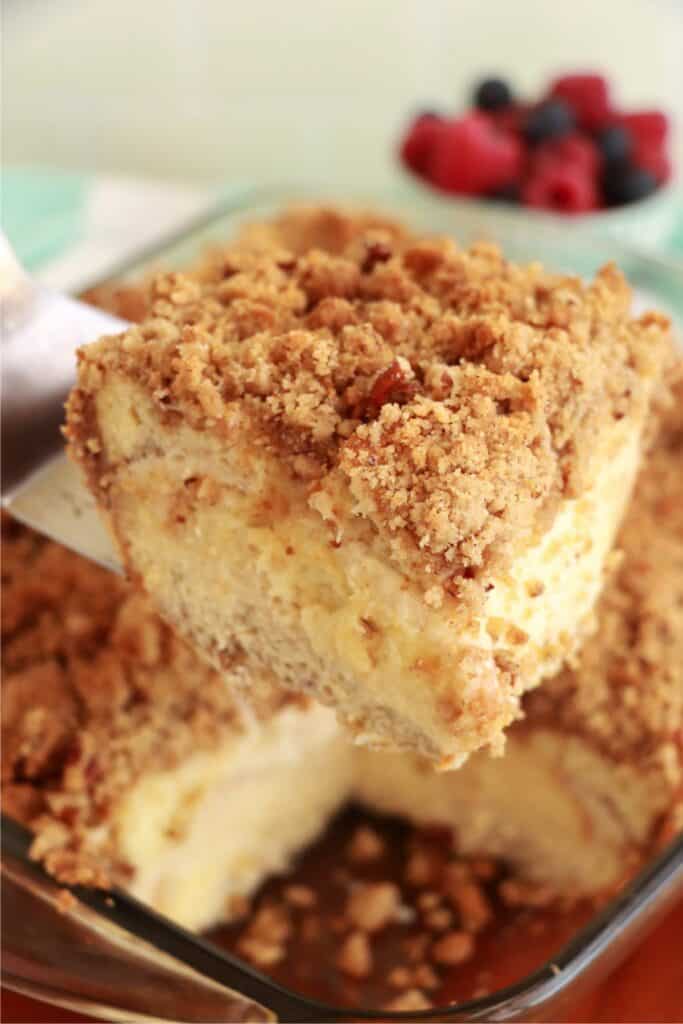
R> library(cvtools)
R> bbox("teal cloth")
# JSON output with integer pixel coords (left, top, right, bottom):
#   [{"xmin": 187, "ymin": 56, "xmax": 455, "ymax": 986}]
[
  {"xmin": 1, "ymin": 167, "xmax": 88, "ymax": 271},
  {"xmin": 2, "ymin": 165, "xmax": 682, "ymax": 274}
]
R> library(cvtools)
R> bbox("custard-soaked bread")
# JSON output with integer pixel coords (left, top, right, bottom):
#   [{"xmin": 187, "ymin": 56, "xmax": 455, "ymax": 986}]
[{"xmin": 66, "ymin": 206, "xmax": 673, "ymax": 766}]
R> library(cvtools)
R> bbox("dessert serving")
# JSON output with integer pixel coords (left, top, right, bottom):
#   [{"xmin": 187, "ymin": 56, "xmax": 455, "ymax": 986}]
[
  {"xmin": 65, "ymin": 208, "xmax": 672, "ymax": 767},
  {"xmin": 3, "ymin": 202, "xmax": 681, "ymax": 1010}
]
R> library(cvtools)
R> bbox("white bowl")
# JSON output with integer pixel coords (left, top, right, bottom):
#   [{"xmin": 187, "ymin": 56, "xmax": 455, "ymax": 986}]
[{"xmin": 396, "ymin": 173, "xmax": 680, "ymax": 252}]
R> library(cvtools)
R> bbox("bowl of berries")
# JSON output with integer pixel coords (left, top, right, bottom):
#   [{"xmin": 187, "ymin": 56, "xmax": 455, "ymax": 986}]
[{"xmin": 398, "ymin": 72, "xmax": 676, "ymax": 249}]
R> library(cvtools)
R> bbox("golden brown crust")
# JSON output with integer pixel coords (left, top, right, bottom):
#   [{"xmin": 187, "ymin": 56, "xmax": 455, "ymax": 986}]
[
  {"xmin": 66, "ymin": 206, "xmax": 672, "ymax": 592},
  {"xmin": 1, "ymin": 513, "xmax": 296, "ymax": 886},
  {"xmin": 524, "ymin": 373, "xmax": 683, "ymax": 784}
]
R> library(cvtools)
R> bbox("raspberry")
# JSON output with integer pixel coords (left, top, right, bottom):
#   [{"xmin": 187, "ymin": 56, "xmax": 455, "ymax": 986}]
[
  {"xmin": 400, "ymin": 115, "xmax": 444, "ymax": 177},
  {"xmin": 532, "ymin": 134, "xmax": 600, "ymax": 177},
  {"xmin": 493, "ymin": 102, "xmax": 530, "ymax": 136},
  {"xmin": 549, "ymin": 73, "xmax": 611, "ymax": 131},
  {"xmin": 523, "ymin": 162, "xmax": 599, "ymax": 214},
  {"xmin": 428, "ymin": 114, "xmax": 522, "ymax": 195},
  {"xmin": 633, "ymin": 144, "xmax": 671, "ymax": 185},
  {"xmin": 617, "ymin": 111, "xmax": 668, "ymax": 149}
]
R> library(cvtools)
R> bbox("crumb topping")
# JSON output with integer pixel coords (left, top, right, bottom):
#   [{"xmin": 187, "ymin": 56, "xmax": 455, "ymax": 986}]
[
  {"xmin": 68, "ymin": 206, "xmax": 672, "ymax": 587},
  {"xmin": 525, "ymin": 372, "xmax": 683, "ymax": 780},
  {"xmin": 1, "ymin": 513, "xmax": 294, "ymax": 885},
  {"xmin": 338, "ymin": 366, "xmax": 555, "ymax": 576}
]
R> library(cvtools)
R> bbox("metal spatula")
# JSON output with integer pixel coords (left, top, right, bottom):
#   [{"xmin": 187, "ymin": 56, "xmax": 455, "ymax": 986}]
[{"xmin": 1, "ymin": 235, "xmax": 123, "ymax": 569}]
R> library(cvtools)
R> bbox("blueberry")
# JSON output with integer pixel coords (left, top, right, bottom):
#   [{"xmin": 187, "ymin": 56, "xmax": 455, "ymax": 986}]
[
  {"xmin": 488, "ymin": 182, "xmax": 521, "ymax": 202},
  {"xmin": 473, "ymin": 78, "xmax": 514, "ymax": 112},
  {"xmin": 602, "ymin": 164, "xmax": 658, "ymax": 206},
  {"xmin": 524, "ymin": 100, "xmax": 575, "ymax": 144},
  {"xmin": 596, "ymin": 125, "xmax": 632, "ymax": 165}
]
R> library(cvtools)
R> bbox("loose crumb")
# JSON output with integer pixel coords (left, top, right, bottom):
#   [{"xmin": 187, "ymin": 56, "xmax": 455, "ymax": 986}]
[
  {"xmin": 337, "ymin": 930, "xmax": 373, "ymax": 978},
  {"xmin": 388, "ymin": 965, "xmax": 413, "ymax": 989},
  {"xmin": 443, "ymin": 868, "xmax": 493, "ymax": 933},
  {"xmin": 237, "ymin": 937, "xmax": 284, "ymax": 967},
  {"xmin": 424, "ymin": 908, "xmax": 453, "ymax": 932},
  {"xmin": 346, "ymin": 824, "xmax": 385, "ymax": 863},
  {"xmin": 56, "ymin": 889, "xmax": 77, "ymax": 914},
  {"xmin": 413, "ymin": 964, "xmax": 440, "ymax": 990},
  {"xmin": 431, "ymin": 930, "xmax": 475, "ymax": 966},
  {"xmin": 346, "ymin": 881, "xmax": 401, "ymax": 933},
  {"xmin": 236, "ymin": 902, "xmax": 291, "ymax": 967},
  {"xmin": 404, "ymin": 848, "xmax": 438, "ymax": 887},
  {"xmin": 283, "ymin": 884, "xmax": 317, "ymax": 909},
  {"xmin": 499, "ymin": 879, "xmax": 558, "ymax": 909},
  {"xmin": 383, "ymin": 989, "xmax": 432, "ymax": 1012},
  {"xmin": 417, "ymin": 891, "xmax": 441, "ymax": 911}
]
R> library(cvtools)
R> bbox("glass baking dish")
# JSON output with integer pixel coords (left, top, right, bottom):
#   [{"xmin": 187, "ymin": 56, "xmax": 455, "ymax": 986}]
[
  {"xmin": 3, "ymin": 186, "xmax": 682, "ymax": 1022},
  {"xmin": 73, "ymin": 183, "xmax": 683, "ymax": 318}
]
